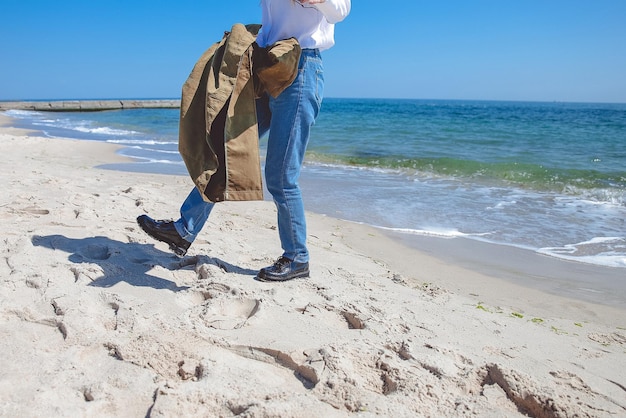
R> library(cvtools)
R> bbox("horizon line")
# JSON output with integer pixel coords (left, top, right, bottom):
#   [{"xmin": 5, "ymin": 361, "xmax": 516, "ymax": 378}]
[{"xmin": 1, "ymin": 97, "xmax": 625, "ymax": 106}]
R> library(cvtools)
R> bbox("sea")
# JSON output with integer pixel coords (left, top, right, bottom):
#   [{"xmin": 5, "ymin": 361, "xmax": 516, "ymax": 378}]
[{"xmin": 5, "ymin": 99, "xmax": 626, "ymax": 272}]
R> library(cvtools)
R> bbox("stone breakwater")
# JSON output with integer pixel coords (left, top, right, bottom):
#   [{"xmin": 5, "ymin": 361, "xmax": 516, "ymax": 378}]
[{"xmin": 0, "ymin": 99, "xmax": 180, "ymax": 111}]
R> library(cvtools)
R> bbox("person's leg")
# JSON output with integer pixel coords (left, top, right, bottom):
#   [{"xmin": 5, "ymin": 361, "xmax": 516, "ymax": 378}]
[
  {"xmin": 258, "ymin": 49, "xmax": 324, "ymax": 280},
  {"xmin": 137, "ymin": 186, "xmax": 212, "ymax": 256},
  {"xmin": 173, "ymin": 187, "xmax": 214, "ymax": 242}
]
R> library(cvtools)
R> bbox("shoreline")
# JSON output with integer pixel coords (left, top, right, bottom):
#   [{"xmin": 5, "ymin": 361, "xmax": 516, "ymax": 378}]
[
  {"xmin": 1, "ymin": 112, "xmax": 625, "ymax": 416},
  {"xmin": 386, "ymin": 230, "xmax": 626, "ymax": 310},
  {"xmin": 319, "ymin": 214, "xmax": 626, "ymax": 323}
]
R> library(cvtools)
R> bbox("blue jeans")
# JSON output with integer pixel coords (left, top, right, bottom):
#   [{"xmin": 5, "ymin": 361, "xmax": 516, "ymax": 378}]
[{"xmin": 174, "ymin": 49, "xmax": 324, "ymax": 264}]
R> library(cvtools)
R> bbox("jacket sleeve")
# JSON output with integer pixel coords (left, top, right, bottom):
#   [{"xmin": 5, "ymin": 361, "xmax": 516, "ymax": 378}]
[{"xmin": 313, "ymin": 0, "xmax": 351, "ymax": 24}]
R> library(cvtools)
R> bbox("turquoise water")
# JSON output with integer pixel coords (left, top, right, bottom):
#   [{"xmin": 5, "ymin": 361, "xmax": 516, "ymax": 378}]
[{"xmin": 5, "ymin": 99, "xmax": 626, "ymax": 268}]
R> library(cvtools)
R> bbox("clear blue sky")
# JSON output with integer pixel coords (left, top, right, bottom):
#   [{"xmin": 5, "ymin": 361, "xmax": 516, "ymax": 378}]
[{"xmin": 1, "ymin": 0, "xmax": 625, "ymax": 103}]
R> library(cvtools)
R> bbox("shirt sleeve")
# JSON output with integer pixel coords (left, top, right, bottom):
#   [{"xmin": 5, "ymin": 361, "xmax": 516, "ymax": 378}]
[{"xmin": 313, "ymin": 0, "xmax": 351, "ymax": 24}]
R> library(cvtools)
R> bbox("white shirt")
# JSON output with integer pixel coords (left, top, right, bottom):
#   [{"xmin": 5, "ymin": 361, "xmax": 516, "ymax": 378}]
[{"xmin": 256, "ymin": 0, "xmax": 351, "ymax": 51}]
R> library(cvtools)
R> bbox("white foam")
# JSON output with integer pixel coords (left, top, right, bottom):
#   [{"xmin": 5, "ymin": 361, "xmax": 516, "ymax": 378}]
[
  {"xmin": 128, "ymin": 156, "xmax": 184, "ymax": 165},
  {"xmin": 2, "ymin": 109, "xmax": 43, "ymax": 117},
  {"xmin": 375, "ymin": 225, "xmax": 478, "ymax": 239},
  {"xmin": 558, "ymin": 187, "xmax": 626, "ymax": 207},
  {"xmin": 107, "ymin": 139, "xmax": 177, "ymax": 146},
  {"xmin": 538, "ymin": 237, "xmax": 626, "ymax": 268},
  {"xmin": 487, "ymin": 200, "xmax": 518, "ymax": 210},
  {"xmin": 73, "ymin": 126, "xmax": 137, "ymax": 136}
]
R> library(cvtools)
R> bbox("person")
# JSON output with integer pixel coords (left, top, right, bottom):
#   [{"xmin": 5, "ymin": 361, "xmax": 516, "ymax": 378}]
[{"xmin": 137, "ymin": 0, "xmax": 351, "ymax": 282}]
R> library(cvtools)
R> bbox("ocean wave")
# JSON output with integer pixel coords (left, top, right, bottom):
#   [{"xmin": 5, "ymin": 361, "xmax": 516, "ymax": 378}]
[
  {"xmin": 3, "ymin": 109, "xmax": 44, "ymax": 117},
  {"xmin": 560, "ymin": 186, "xmax": 626, "ymax": 207},
  {"xmin": 126, "ymin": 156, "xmax": 185, "ymax": 165},
  {"xmin": 306, "ymin": 152, "xmax": 626, "ymax": 205},
  {"xmin": 537, "ymin": 237, "xmax": 626, "ymax": 268},
  {"xmin": 4, "ymin": 109, "xmax": 142, "ymax": 138},
  {"xmin": 71, "ymin": 125, "xmax": 138, "ymax": 136},
  {"xmin": 306, "ymin": 159, "xmax": 404, "ymax": 176},
  {"xmin": 106, "ymin": 139, "xmax": 177, "ymax": 146},
  {"xmin": 29, "ymin": 118, "xmax": 136, "ymax": 137},
  {"xmin": 120, "ymin": 146, "xmax": 180, "ymax": 155},
  {"xmin": 385, "ymin": 225, "xmax": 626, "ymax": 268},
  {"xmin": 374, "ymin": 225, "xmax": 482, "ymax": 239}
]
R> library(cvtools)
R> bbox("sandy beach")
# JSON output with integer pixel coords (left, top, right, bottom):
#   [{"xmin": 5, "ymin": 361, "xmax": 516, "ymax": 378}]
[{"xmin": 0, "ymin": 112, "xmax": 624, "ymax": 417}]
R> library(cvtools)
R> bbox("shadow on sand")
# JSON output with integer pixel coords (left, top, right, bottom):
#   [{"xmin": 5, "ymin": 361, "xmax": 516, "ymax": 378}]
[{"xmin": 31, "ymin": 234, "xmax": 257, "ymax": 291}]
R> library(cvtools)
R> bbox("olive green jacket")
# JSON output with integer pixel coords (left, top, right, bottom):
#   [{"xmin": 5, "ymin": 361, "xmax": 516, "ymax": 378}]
[{"xmin": 178, "ymin": 23, "xmax": 301, "ymax": 202}]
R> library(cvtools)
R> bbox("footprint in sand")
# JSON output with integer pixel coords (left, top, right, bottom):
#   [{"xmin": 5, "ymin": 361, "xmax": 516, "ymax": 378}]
[
  {"xmin": 342, "ymin": 310, "xmax": 366, "ymax": 330},
  {"xmin": 182, "ymin": 281, "xmax": 233, "ymax": 306},
  {"xmin": 227, "ymin": 345, "xmax": 324, "ymax": 389},
  {"xmin": 199, "ymin": 298, "xmax": 260, "ymax": 330},
  {"xmin": 2, "ymin": 204, "xmax": 49, "ymax": 218},
  {"xmin": 20, "ymin": 206, "xmax": 50, "ymax": 215},
  {"xmin": 78, "ymin": 244, "xmax": 111, "ymax": 261}
]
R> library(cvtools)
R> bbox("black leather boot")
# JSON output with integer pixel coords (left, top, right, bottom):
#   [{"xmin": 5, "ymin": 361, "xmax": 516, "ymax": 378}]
[
  {"xmin": 256, "ymin": 256, "xmax": 310, "ymax": 282},
  {"xmin": 137, "ymin": 215, "xmax": 191, "ymax": 256}
]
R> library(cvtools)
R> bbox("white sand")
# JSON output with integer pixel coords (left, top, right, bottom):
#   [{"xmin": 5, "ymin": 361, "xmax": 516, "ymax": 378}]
[{"xmin": 1, "ymin": 112, "xmax": 624, "ymax": 417}]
